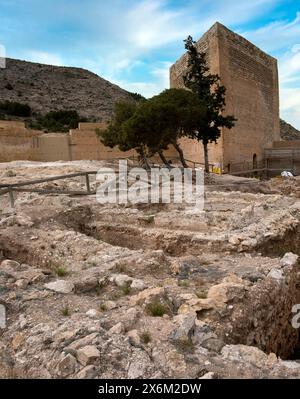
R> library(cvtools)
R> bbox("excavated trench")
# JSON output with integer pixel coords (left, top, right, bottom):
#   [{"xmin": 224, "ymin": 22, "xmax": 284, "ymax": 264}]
[
  {"xmin": 52, "ymin": 206, "xmax": 300, "ymax": 360},
  {"xmin": 1, "ymin": 203, "xmax": 300, "ymax": 362},
  {"xmin": 255, "ymin": 225, "xmax": 300, "ymax": 258}
]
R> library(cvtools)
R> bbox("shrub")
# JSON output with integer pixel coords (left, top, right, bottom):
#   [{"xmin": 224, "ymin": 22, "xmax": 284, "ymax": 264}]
[
  {"xmin": 30, "ymin": 110, "xmax": 86, "ymax": 132},
  {"xmin": 55, "ymin": 266, "xmax": 67, "ymax": 277},
  {"xmin": 61, "ymin": 306, "xmax": 71, "ymax": 317},
  {"xmin": 121, "ymin": 285, "xmax": 131, "ymax": 295},
  {"xmin": 0, "ymin": 100, "xmax": 31, "ymax": 117},
  {"xmin": 146, "ymin": 301, "xmax": 169, "ymax": 317},
  {"xmin": 4, "ymin": 83, "xmax": 13, "ymax": 90},
  {"xmin": 140, "ymin": 331, "xmax": 151, "ymax": 344}
]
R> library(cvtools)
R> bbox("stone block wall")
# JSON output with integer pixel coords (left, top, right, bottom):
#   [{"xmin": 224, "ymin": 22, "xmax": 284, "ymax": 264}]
[{"xmin": 170, "ymin": 22, "xmax": 280, "ymax": 169}]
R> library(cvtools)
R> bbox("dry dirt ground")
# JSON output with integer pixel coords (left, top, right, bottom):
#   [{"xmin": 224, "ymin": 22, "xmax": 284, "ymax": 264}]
[{"xmin": 1, "ymin": 160, "xmax": 300, "ymax": 379}]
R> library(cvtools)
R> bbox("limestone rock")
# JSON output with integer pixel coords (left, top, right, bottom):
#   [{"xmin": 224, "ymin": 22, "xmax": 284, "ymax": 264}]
[
  {"xmin": 127, "ymin": 330, "xmax": 141, "ymax": 346},
  {"xmin": 74, "ymin": 277, "xmax": 98, "ymax": 293},
  {"xmin": 108, "ymin": 322, "xmax": 124, "ymax": 335},
  {"xmin": 66, "ymin": 333, "xmax": 98, "ymax": 351},
  {"xmin": 280, "ymin": 253, "xmax": 299, "ymax": 268},
  {"xmin": 86, "ymin": 309, "xmax": 100, "ymax": 319},
  {"xmin": 109, "ymin": 274, "xmax": 133, "ymax": 287},
  {"xmin": 199, "ymin": 371, "xmax": 215, "ymax": 379},
  {"xmin": 12, "ymin": 333, "xmax": 25, "ymax": 351},
  {"xmin": 58, "ymin": 353, "xmax": 77, "ymax": 377},
  {"xmin": 130, "ymin": 287, "xmax": 165, "ymax": 306},
  {"xmin": 1, "ymin": 259, "xmax": 20, "ymax": 270},
  {"xmin": 170, "ymin": 312, "xmax": 196, "ymax": 342},
  {"xmin": 103, "ymin": 300, "xmax": 117, "ymax": 310},
  {"xmin": 44, "ymin": 280, "xmax": 74, "ymax": 294},
  {"xmin": 177, "ymin": 298, "xmax": 215, "ymax": 314},
  {"xmin": 221, "ymin": 345, "xmax": 273, "ymax": 369},
  {"xmin": 267, "ymin": 268, "xmax": 284, "ymax": 281},
  {"xmin": 77, "ymin": 345, "xmax": 100, "ymax": 366},
  {"xmin": 76, "ymin": 365, "xmax": 97, "ymax": 379},
  {"xmin": 130, "ymin": 279, "xmax": 146, "ymax": 291},
  {"xmin": 207, "ymin": 275, "xmax": 246, "ymax": 304}
]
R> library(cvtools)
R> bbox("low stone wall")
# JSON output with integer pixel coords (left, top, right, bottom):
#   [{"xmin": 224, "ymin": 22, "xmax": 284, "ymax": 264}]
[
  {"xmin": 0, "ymin": 122, "xmax": 41, "ymax": 162},
  {"xmin": 0, "ymin": 120, "xmax": 180, "ymax": 164}
]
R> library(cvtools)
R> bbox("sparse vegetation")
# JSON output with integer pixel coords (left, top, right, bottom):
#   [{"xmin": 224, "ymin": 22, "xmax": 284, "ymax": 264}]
[
  {"xmin": 55, "ymin": 266, "xmax": 68, "ymax": 277},
  {"xmin": 29, "ymin": 110, "xmax": 86, "ymax": 132},
  {"xmin": 0, "ymin": 100, "xmax": 31, "ymax": 117},
  {"xmin": 196, "ymin": 289, "xmax": 208, "ymax": 299},
  {"xmin": 121, "ymin": 284, "xmax": 131, "ymax": 296},
  {"xmin": 178, "ymin": 279, "xmax": 190, "ymax": 288},
  {"xmin": 176, "ymin": 339, "xmax": 195, "ymax": 353},
  {"xmin": 146, "ymin": 301, "xmax": 169, "ymax": 317},
  {"xmin": 61, "ymin": 306, "xmax": 71, "ymax": 317},
  {"xmin": 99, "ymin": 302, "xmax": 107, "ymax": 311},
  {"xmin": 140, "ymin": 331, "xmax": 151, "ymax": 344}
]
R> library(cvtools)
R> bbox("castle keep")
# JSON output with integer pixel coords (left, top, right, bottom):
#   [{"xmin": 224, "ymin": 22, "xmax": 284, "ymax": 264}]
[{"xmin": 170, "ymin": 22, "xmax": 281, "ymax": 172}]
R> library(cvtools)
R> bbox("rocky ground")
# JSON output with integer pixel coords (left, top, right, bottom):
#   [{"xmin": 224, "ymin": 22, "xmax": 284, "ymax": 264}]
[{"xmin": 1, "ymin": 160, "xmax": 300, "ymax": 379}]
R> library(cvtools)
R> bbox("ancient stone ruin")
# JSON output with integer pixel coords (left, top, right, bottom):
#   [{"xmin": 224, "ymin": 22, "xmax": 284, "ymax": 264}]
[
  {"xmin": 1, "ymin": 159, "xmax": 300, "ymax": 378},
  {"xmin": 1, "ymin": 23, "xmax": 300, "ymax": 381}
]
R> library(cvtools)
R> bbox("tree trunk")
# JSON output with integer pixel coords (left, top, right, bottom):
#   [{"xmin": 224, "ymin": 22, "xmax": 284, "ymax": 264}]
[
  {"xmin": 203, "ymin": 141, "xmax": 209, "ymax": 173},
  {"xmin": 158, "ymin": 150, "xmax": 170, "ymax": 167},
  {"xmin": 139, "ymin": 146, "xmax": 151, "ymax": 170},
  {"xmin": 173, "ymin": 142, "xmax": 188, "ymax": 168}
]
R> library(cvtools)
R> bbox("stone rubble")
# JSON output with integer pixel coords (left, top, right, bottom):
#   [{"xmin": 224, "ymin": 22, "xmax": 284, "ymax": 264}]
[{"xmin": 0, "ymin": 161, "xmax": 300, "ymax": 379}]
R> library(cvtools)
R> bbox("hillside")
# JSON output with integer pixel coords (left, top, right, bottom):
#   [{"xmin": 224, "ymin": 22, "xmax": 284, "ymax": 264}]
[
  {"xmin": 0, "ymin": 58, "xmax": 138, "ymax": 123},
  {"xmin": 280, "ymin": 119, "xmax": 300, "ymax": 140}
]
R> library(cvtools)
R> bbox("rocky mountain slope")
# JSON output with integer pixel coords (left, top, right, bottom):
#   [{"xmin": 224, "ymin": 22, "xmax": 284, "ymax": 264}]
[
  {"xmin": 0, "ymin": 58, "xmax": 138, "ymax": 122},
  {"xmin": 280, "ymin": 119, "xmax": 300, "ymax": 140}
]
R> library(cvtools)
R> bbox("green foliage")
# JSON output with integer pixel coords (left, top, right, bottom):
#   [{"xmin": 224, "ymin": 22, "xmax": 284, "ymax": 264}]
[
  {"xmin": 0, "ymin": 100, "xmax": 31, "ymax": 117},
  {"xmin": 146, "ymin": 301, "xmax": 169, "ymax": 317},
  {"xmin": 30, "ymin": 110, "xmax": 86, "ymax": 132},
  {"xmin": 55, "ymin": 266, "xmax": 68, "ymax": 277},
  {"xmin": 183, "ymin": 36, "xmax": 236, "ymax": 172},
  {"xmin": 195, "ymin": 289, "xmax": 208, "ymax": 299},
  {"xmin": 97, "ymin": 102, "xmax": 138, "ymax": 150},
  {"xmin": 61, "ymin": 306, "xmax": 71, "ymax": 317},
  {"xmin": 128, "ymin": 92, "xmax": 146, "ymax": 102},
  {"xmin": 121, "ymin": 284, "xmax": 131, "ymax": 295},
  {"xmin": 99, "ymin": 302, "xmax": 107, "ymax": 311},
  {"xmin": 140, "ymin": 331, "xmax": 151, "ymax": 344},
  {"xmin": 98, "ymin": 88, "xmax": 205, "ymax": 167}
]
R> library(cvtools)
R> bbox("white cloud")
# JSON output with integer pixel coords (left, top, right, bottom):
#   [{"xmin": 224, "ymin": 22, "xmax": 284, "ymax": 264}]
[
  {"xmin": 22, "ymin": 50, "xmax": 63, "ymax": 66},
  {"xmin": 113, "ymin": 61, "xmax": 172, "ymax": 98},
  {"xmin": 5, "ymin": 0, "xmax": 299, "ymax": 127},
  {"xmin": 241, "ymin": 12, "xmax": 300, "ymax": 53},
  {"xmin": 241, "ymin": 12, "xmax": 300, "ymax": 129}
]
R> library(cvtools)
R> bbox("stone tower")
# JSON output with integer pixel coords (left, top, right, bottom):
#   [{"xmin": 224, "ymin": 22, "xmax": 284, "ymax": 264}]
[{"xmin": 170, "ymin": 22, "xmax": 280, "ymax": 171}]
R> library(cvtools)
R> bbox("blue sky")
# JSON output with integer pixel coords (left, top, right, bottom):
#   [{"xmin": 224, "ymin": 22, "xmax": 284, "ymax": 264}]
[{"xmin": 0, "ymin": 0, "xmax": 300, "ymax": 128}]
